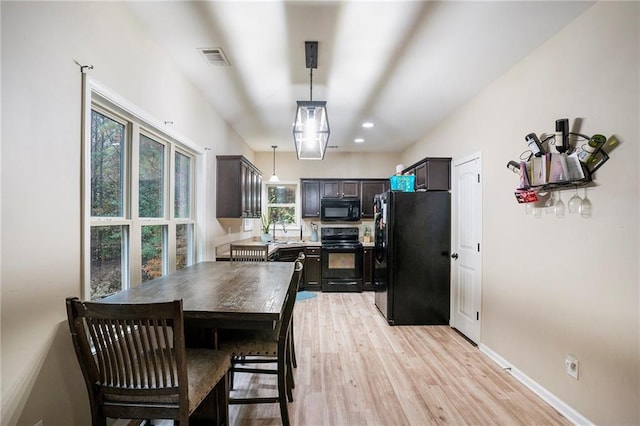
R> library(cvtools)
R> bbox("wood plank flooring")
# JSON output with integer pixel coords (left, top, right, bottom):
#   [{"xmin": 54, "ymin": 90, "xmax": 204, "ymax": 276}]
[{"xmin": 228, "ymin": 291, "xmax": 570, "ymax": 425}]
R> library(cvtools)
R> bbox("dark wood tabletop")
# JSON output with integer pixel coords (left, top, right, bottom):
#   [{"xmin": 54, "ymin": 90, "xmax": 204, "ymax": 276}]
[{"xmin": 99, "ymin": 261, "xmax": 295, "ymax": 328}]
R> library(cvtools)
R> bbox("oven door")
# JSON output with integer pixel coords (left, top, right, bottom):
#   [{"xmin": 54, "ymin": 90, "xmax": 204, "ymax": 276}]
[{"xmin": 321, "ymin": 246, "xmax": 363, "ymax": 292}]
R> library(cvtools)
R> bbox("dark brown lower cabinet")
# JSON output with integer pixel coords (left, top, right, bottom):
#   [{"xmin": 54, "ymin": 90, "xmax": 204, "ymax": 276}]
[
  {"xmin": 363, "ymin": 247, "xmax": 374, "ymax": 291},
  {"xmin": 303, "ymin": 247, "xmax": 321, "ymax": 290}
]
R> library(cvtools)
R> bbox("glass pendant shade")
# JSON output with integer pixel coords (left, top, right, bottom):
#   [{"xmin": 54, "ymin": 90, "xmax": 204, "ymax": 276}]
[{"xmin": 293, "ymin": 100, "xmax": 330, "ymax": 160}]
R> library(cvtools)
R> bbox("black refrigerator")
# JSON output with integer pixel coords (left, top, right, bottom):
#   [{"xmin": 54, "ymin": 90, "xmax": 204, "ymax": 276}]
[{"xmin": 373, "ymin": 190, "xmax": 451, "ymax": 325}]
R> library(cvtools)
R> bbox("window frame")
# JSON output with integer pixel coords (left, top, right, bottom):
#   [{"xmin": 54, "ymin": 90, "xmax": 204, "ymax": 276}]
[
  {"xmin": 82, "ymin": 76, "xmax": 203, "ymax": 300},
  {"xmin": 264, "ymin": 181, "xmax": 300, "ymax": 230}
]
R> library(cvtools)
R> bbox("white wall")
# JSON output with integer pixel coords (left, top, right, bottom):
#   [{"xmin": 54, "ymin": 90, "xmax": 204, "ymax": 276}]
[
  {"xmin": 253, "ymin": 150, "xmax": 401, "ymax": 182},
  {"xmin": 403, "ymin": 2, "xmax": 639, "ymax": 424},
  {"xmin": 0, "ymin": 2, "xmax": 252, "ymax": 424}
]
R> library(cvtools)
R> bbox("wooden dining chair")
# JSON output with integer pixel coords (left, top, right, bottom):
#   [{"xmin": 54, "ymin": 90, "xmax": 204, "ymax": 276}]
[
  {"xmin": 65, "ymin": 297, "xmax": 231, "ymax": 426},
  {"xmin": 229, "ymin": 244, "xmax": 269, "ymax": 262},
  {"xmin": 219, "ymin": 260, "xmax": 304, "ymax": 426}
]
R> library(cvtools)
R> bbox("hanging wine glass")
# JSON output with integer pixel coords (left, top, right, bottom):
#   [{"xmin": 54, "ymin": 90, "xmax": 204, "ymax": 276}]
[
  {"xmin": 555, "ymin": 191, "xmax": 565, "ymax": 218},
  {"xmin": 580, "ymin": 188, "xmax": 592, "ymax": 218},
  {"xmin": 533, "ymin": 207, "xmax": 543, "ymax": 219},
  {"xmin": 545, "ymin": 191, "xmax": 555, "ymax": 214},
  {"xmin": 568, "ymin": 186, "xmax": 582, "ymax": 214},
  {"xmin": 524, "ymin": 203, "xmax": 534, "ymax": 215}
]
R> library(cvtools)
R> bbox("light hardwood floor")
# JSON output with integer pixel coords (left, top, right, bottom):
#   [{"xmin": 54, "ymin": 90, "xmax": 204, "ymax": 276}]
[{"xmin": 228, "ymin": 291, "xmax": 570, "ymax": 425}]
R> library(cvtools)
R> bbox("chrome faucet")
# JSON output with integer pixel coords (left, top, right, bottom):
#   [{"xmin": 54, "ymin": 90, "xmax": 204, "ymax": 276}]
[{"xmin": 272, "ymin": 222, "xmax": 287, "ymax": 243}]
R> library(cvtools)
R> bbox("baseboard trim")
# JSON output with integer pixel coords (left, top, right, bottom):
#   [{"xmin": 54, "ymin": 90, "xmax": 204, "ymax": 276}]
[{"xmin": 478, "ymin": 344, "xmax": 594, "ymax": 426}]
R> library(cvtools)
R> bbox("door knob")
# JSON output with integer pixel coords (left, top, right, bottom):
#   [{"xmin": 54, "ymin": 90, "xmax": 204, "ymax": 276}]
[{"xmin": 451, "ymin": 253, "xmax": 458, "ymax": 259}]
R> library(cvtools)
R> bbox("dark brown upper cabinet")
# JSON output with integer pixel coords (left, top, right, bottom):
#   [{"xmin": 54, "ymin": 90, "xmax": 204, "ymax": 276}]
[
  {"xmin": 403, "ymin": 157, "xmax": 451, "ymax": 191},
  {"xmin": 360, "ymin": 179, "xmax": 389, "ymax": 218},
  {"xmin": 321, "ymin": 180, "xmax": 360, "ymax": 199},
  {"xmin": 301, "ymin": 178, "xmax": 388, "ymax": 219},
  {"xmin": 301, "ymin": 179, "xmax": 321, "ymax": 219},
  {"xmin": 216, "ymin": 155, "xmax": 262, "ymax": 218}
]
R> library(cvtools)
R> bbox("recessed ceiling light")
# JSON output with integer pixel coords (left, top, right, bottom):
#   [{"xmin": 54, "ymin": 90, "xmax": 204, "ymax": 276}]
[
  {"xmin": 354, "ymin": 138, "xmax": 364, "ymax": 143},
  {"xmin": 362, "ymin": 122, "xmax": 374, "ymax": 128}
]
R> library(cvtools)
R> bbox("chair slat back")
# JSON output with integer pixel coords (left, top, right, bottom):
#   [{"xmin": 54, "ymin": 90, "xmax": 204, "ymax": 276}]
[
  {"xmin": 230, "ymin": 244, "xmax": 269, "ymax": 262},
  {"xmin": 66, "ymin": 298, "xmax": 188, "ymax": 418}
]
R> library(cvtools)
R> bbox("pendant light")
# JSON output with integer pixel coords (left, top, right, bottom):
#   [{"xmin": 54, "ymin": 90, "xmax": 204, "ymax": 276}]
[
  {"xmin": 292, "ymin": 41, "xmax": 330, "ymax": 160},
  {"xmin": 269, "ymin": 145, "xmax": 280, "ymax": 183}
]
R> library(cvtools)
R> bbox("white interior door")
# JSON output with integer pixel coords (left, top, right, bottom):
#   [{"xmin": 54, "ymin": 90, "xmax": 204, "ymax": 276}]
[{"xmin": 450, "ymin": 153, "xmax": 482, "ymax": 344}]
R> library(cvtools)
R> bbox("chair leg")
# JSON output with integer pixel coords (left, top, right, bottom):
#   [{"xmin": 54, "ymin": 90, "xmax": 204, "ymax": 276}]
[
  {"xmin": 216, "ymin": 372, "xmax": 229, "ymax": 426},
  {"xmin": 286, "ymin": 359, "xmax": 294, "ymax": 402},
  {"xmin": 229, "ymin": 365, "xmax": 235, "ymax": 390},
  {"xmin": 285, "ymin": 333, "xmax": 295, "ymax": 394},
  {"xmin": 278, "ymin": 356, "xmax": 291, "ymax": 426},
  {"xmin": 91, "ymin": 412, "xmax": 107, "ymax": 426},
  {"xmin": 290, "ymin": 322, "xmax": 297, "ymax": 368}
]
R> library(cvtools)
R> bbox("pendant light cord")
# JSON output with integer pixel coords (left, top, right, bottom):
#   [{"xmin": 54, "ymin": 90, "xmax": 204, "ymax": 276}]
[
  {"xmin": 309, "ymin": 68, "xmax": 313, "ymax": 101},
  {"xmin": 272, "ymin": 145, "xmax": 277, "ymax": 175}
]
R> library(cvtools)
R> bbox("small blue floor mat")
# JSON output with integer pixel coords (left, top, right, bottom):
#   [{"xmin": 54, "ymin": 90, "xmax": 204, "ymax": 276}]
[{"xmin": 296, "ymin": 291, "xmax": 317, "ymax": 302}]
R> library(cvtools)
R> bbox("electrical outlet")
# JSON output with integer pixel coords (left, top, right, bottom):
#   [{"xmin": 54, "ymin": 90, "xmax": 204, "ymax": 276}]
[{"xmin": 565, "ymin": 355, "xmax": 579, "ymax": 380}]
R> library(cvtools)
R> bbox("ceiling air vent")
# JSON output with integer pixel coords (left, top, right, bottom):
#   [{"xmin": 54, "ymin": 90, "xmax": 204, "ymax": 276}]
[{"xmin": 197, "ymin": 47, "xmax": 230, "ymax": 66}]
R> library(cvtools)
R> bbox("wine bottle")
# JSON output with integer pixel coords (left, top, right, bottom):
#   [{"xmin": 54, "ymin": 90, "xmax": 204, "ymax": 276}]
[
  {"xmin": 555, "ymin": 119, "xmax": 569, "ymax": 153},
  {"xmin": 525, "ymin": 133, "xmax": 544, "ymax": 157},
  {"xmin": 578, "ymin": 134, "xmax": 606, "ymax": 163}
]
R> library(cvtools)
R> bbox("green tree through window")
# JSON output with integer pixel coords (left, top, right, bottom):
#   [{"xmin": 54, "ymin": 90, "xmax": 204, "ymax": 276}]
[
  {"xmin": 267, "ymin": 184, "xmax": 296, "ymax": 225},
  {"xmin": 87, "ymin": 105, "xmax": 197, "ymax": 299}
]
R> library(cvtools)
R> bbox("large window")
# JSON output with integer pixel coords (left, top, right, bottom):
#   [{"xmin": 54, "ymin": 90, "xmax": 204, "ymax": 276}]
[
  {"xmin": 91, "ymin": 110, "xmax": 125, "ymax": 218},
  {"xmin": 266, "ymin": 184, "xmax": 297, "ymax": 226},
  {"xmin": 139, "ymin": 134, "xmax": 165, "ymax": 218},
  {"xmin": 86, "ymin": 103, "xmax": 197, "ymax": 300}
]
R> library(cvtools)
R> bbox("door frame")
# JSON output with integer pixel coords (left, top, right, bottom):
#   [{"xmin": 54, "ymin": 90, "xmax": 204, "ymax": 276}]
[{"xmin": 450, "ymin": 151, "xmax": 483, "ymax": 343}]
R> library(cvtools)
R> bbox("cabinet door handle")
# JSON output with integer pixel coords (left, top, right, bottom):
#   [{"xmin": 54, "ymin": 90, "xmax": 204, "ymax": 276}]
[{"xmin": 451, "ymin": 253, "xmax": 459, "ymax": 259}]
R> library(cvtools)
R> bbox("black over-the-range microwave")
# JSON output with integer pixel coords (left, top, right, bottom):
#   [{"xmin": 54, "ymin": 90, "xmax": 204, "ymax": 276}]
[{"xmin": 320, "ymin": 198, "xmax": 361, "ymax": 222}]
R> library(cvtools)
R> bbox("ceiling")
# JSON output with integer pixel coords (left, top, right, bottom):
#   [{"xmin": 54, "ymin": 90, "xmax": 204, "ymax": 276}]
[{"xmin": 126, "ymin": 1, "xmax": 593, "ymax": 154}]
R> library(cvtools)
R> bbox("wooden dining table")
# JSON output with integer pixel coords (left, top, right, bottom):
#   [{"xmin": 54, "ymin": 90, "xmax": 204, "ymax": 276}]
[
  {"xmin": 98, "ymin": 261, "xmax": 295, "ymax": 423},
  {"xmin": 99, "ymin": 261, "xmax": 295, "ymax": 331}
]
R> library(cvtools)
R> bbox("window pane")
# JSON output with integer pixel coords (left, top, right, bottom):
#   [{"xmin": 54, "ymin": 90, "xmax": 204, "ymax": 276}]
[
  {"xmin": 139, "ymin": 135, "xmax": 165, "ymax": 218},
  {"xmin": 176, "ymin": 223, "xmax": 194, "ymax": 270},
  {"xmin": 175, "ymin": 152, "xmax": 191, "ymax": 218},
  {"xmin": 141, "ymin": 225, "xmax": 166, "ymax": 282},
  {"xmin": 268, "ymin": 185, "xmax": 295, "ymax": 204},
  {"xmin": 90, "ymin": 226, "xmax": 124, "ymax": 300},
  {"xmin": 91, "ymin": 110, "xmax": 125, "ymax": 217},
  {"xmin": 268, "ymin": 206, "xmax": 295, "ymax": 224}
]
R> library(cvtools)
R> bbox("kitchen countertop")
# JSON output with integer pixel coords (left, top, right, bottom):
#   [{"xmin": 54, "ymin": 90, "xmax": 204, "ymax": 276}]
[
  {"xmin": 216, "ymin": 238, "xmax": 374, "ymax": 259},
  {"xmin": 216, "ymin": 238, "xmax": 321, "ymax": 260}
]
